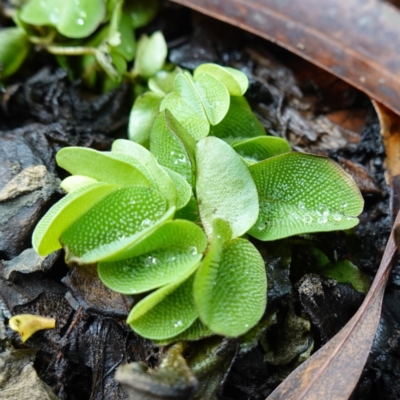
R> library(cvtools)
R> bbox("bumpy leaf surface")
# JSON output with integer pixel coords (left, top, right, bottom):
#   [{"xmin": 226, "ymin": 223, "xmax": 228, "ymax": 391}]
[
  {"xmin": 196, "ymin": 136, "xmax": 259, "ymax": 239},
  {"xmin": 163, "ymin": 167, "xmax": 192, "ymax": 210},
  {"xmin": 160, "ymin": 73, "xmax": 209, "ymax": 140},
  {"xmin": 60, "ymin": 186, "xmax": 170, "ymax": 264},
  {"xmin": 209, "ymin": 96, "xmax": 265, "ymax": 143},
  {"xmin": 127, "ymin": 268, "xmax": 198, "ymax": 340},
  {"xmin": 154, "ymin": 319, "xmax": 214, "ymax": 345},
  {"xmin": 128, "ymin": 92, "xmax": 163, "ymax": 146},
  {"xmin": 148, "ymin": 68, "xmax": 181, "ymax": 95},
  {"xmin": 150, "ymin": 111, "xmax": 195, "ymax": 185},
  {"xmin": 194, "ymin": 63, "xmax": 249, "ymax": 96},
  {"xmin": 32, "ymin": 183, "xmax": 117, "ymax": 256},
  {"xmin": 191, "ymin": 72, "xmax": 230, "ymax": 125},
  {"xmin": 111, "ymin": 140, "xmax": 177, "ymax": 207},
  {"xmin": 233, "ymin": 136, "xmax": 291, "ymax": 164},
  {"xmin": 98, "ymin": 220, "xmax": 206, "ymax": 293},
  {"xmin": 248, "ymin": 152, "xmax": 364, "ymax": 241},
  {"xmin": 194, "ymin": 235, "xmax": 267, "ymax": 337}
]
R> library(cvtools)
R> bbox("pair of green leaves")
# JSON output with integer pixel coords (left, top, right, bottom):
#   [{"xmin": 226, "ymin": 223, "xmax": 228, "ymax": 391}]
[
  {"xmin": 33, "ymin": 141, "xmax": 195, "ymax": 257},
  {"xmin": 129, "ymin": 63, "xmax": 260, "ymax": 145}
]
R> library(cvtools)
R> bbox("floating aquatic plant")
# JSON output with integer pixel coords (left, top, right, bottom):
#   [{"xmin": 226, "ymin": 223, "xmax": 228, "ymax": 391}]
[{"xmin": 32, "ymin": 63, "xmax": 363, "ymax": 342}]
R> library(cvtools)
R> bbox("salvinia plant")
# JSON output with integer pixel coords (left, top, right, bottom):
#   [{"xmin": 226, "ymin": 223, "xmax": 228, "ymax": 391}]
[
  {"xmin": 0, "ymin": 0, "xmax": 164, "ymax": 89},
  {"xmin": 32, "ymin": 63, "xmax": 364, "ymax": 343}
]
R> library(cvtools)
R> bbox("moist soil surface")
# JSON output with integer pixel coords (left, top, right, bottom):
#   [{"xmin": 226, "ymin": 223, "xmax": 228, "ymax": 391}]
[{"xmin": 1, "ymin": 3, "xmax": 400, "ymax": 400}]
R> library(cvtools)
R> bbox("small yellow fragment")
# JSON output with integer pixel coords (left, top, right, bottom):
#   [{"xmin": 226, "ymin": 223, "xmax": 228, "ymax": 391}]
[{"xmin": 9, "ymin": 314, "xmax": 56, "ymax": 342}]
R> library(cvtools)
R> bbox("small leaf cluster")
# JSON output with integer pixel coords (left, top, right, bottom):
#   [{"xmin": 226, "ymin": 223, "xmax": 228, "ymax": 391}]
[
  {"xmin": 33, "ymin": 63, "xmax": 364, "ymax": 342},
  {"xmin": 0, "ymin": 0, "xmax": 165, "ymax": 87}
]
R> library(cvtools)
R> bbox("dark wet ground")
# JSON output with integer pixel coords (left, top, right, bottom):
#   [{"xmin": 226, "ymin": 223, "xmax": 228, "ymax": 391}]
[{"xmin": 1, "ymin": 3, "xmax": 400, "ymax": 399}]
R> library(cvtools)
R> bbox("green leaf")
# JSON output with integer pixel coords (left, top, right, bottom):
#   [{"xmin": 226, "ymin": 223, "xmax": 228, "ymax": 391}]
[
  {"xmin": 191, "ymin": 72, "xmax": 230, "ymax": 125},
  {"xmin": 209, "ymin": 96, "xmax": 265, "ymax": 143},
  {"xmin": 60, "ymin": 175, "xmax": 98, "ymax": 192},
  {"xmin": 20, "ymin": 0, "xmax": 106, "ymax": 39},
  {"xmin": 160, "ymin": 71, "xmax": 230, "ymax": 138},
  {"xmin": 112, "ymin": 12, "xmax": 136, "ymax": 61},
  {"xmin": 196, "ymin": 136, "xmax": 259, "ymax": 239},
  {"xmin": 194, "ymin": 235, "xmax": 267, "ymax": 337},
  {"xmin": 248, "ymin": 152, "xmax": 364, "ymax": 241},
  {"xmin": 128, "ymin": 92, "xmax": 163, "ymax": 147},
  {"xmin": 194, "ymin": 63, "xmax": 249, "ymax": 96},
  {"xmin": 95, "ymin": 46, "xmax": 126, "ymax": 83},
  {"xmin": 0, "ymin": 28, "xmax": 30, "ymax": 79},
  {"xmin": 160, "ymin": 73, "xmax": 209, "ymax": 141},
  {"xmin": 60, "ymin": 186, "xmax": 173, "ymax": 264},
  {"xmin": 232, "ymin": 136, "xmax": 291, "ymax": 164},
  {"xmin": 150, "ymin": 110, "xmax": 195, "ymax": 185},
  {"xmin": 162, "ymin": 167, "xmax": 192, "ymax": 210},
  {"xmin": 125, "ymin": 0, "xmax": 159, "ymax": 29},
  {"xmin": 133, "ymin": 31, "xmax": 167, "ymax": 78},
  {"xmin": 56, "ymin": 147, "xmax": 151, "ymax": 187},
  {"xmin": 98, "ymin": 220, "xmax": 207, "ymax": 293},
  {"xmin": 32, "ymin": 183, "xmax": 117, "ymax": 256},
  {"xmin": 154, "ymin": 319, "xmax": 214, "ymax": 345},
  {"xmin": 148, "ymin": 68, "xmax": 181, "ymax": 96},
  {"xmin": 127, "ymin": 267, "xmax": 199, "ymax": 340},
  {"xmin": 110, "ymin": 141, "xmax": 177, "ymax": 208},
  {"xmin": 322, "ymin": 260, "xmax": 371, "ymax": 293}
]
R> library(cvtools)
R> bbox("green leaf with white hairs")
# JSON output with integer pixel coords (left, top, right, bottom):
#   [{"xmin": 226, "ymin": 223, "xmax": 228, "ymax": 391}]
[
  {"xmin": 160, "ymin": 71, "xmax": 230, "ymax": 137},
  {"xmin": 232, "ymin": 136, "xmax": 291, "ymax": 165},
  {"xmin": 150, "ymin": 110, "xmax": 195, "ymax": 185},
  {"xmin": 196, "ymin": 136, "xmax": 259, "ymax": 239},
  {"xmin": 110, "ymin": 141, "xmax": 177, "ymax": 208},
  {"xmin": 127, "ymin": 267, "xmax": 199, "ymax": 340},
  {"xmin": 126, "ymin": 0, "xmax": 159, "ymax": 29},
  {"xmin": 148, "ymin": 68, "xmax": 181, "ymax": 95},
  {"xmin": 248, "ymin": 152, "xmax": 364, "ymax": 241},
  {"xmin": 20, "ymin": 0, "xmax": 106, "ymax": 39},
  {"xmin": 160, "ymin": 74, "xmax": 210, "ymax": 140},
  {"xmin": 32, "ymin": 183, "xmax": 118, "ymax": 256},
  {"xmin": 0, "ymin": 28, "xmax": 30, "ymax": 79},
  {"xmin": 60, "ymin": 186, "xmax": 174, "ymax": 264},
  {"xmin": 133, "ymin": 31, "xmax": 167, "ymax": 78},
  {"xmin": 194, "ymin": 63, "xmax": 249, "ymax": 96},
  {"xmin": 194, "ymin": 229, "xmax": 267, "ymax": 337},
  {"xmin": 209, "ymin": 96, "xmax": 265, "ymax": 143},
  {"xmin": 98, "ymin": 220, "xmax": 206, "ymax": 294},
  {"xmin": 56, "ymin": 147, "xmax": 151, "ymax": 188},
  {"xmin": 128, "ymin": 92, "xmax": 163, "ymax": 147},
  {"xmin": 162, "ymin": 167, "xmax": 192, "ymax": 210},
  {"xmin": 191, "ymin": 71, "xmax": 230, "ymax": 125},
  {"xmin": 154, "ymin": 319, "xmax": 214, "ymax": 345},
  {"xmin": 60, "ymin": 175, "xmax": 98, "ymax": 193}
]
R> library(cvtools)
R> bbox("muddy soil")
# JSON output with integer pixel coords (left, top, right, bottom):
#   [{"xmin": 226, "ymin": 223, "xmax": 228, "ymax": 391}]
[{"xmin": 1, "ymin": 3, "xmax": 400, "ymax": 400}]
